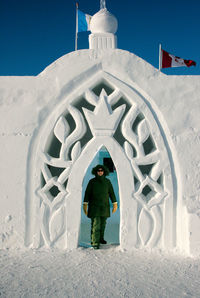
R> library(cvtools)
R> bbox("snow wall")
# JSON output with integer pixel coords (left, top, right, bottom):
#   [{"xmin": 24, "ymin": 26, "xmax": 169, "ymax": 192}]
[{"xmin": 0, "ymin": 49, "xmax": 200, "ymax": 256}]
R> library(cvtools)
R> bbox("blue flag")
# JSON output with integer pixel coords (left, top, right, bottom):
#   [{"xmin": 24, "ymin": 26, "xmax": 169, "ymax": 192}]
[{"xmin": 78, "ymin": 9, "xmax": 91, "ymax": 32}]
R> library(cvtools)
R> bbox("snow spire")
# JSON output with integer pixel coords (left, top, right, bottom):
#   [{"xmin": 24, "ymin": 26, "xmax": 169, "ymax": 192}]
[
  {"xmin": 89, "ymin": 3, "xmax": 118, "ymax": 50},
  {"xmin": 100, "ymin": 0, "xmax": 106, "ymax": 9}
]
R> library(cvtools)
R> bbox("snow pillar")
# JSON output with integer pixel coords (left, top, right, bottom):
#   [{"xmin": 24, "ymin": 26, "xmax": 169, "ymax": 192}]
[{"xmin": 89, "ymin": 33, "xmax": 117, "ymax": 50}]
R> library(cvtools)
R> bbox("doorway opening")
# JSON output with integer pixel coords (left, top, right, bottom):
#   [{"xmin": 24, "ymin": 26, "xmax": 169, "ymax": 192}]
[{"xmin": 78, "ymin": 146, "xmax": 120, "ymax": 247}]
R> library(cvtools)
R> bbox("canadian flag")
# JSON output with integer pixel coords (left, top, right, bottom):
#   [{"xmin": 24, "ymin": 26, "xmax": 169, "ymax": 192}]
[{"xmin": 161, "ymin": 49, "xmax": 196, "ymax": 68}]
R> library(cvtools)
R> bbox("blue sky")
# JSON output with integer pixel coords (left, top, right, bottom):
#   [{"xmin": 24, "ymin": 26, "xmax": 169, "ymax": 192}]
[{"xmin": 0, "ymin": 0, "xmax": 199, "ymax": 76}]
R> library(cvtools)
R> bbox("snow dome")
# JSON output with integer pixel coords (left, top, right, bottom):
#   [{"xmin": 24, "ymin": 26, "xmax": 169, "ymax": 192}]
[
  {"xmin": 90, "ymin": 8, "xmax": 118, "ymax": 34},
  {"xmin": 89, "ymin": 8, "xmax": 118, "ymax": 50}
]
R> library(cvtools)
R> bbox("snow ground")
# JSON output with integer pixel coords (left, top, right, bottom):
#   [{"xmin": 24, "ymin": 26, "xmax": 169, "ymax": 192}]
[{"xmin": 0, "ymin": 247, "xmax": 200, "ymax": 298}]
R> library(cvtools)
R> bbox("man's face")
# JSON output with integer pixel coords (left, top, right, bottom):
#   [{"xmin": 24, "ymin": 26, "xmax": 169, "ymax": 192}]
[{"xmin": 97, "ymin": 168, "xmax": 104, "ymax": 176}]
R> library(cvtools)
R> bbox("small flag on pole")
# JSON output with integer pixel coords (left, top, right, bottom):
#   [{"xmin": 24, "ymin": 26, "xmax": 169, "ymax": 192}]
[
  {"xmin": 75, "ymin": 3, "xmax": 92, "ymax": 51},
  {"xmin": 78, "ymin": 9, "xmax": 92, "ymax": 32},
  {"xmin": 159, "ymin": 46, "xmax": 196, "ymax": 69}
]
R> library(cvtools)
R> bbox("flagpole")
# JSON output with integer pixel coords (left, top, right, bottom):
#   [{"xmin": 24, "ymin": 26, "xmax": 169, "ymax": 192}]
[
  {"xmin": 159, "ymin": 44, "xmax": 162, "ymax": 71},
  {"xmin": 100, "ymin": 0, "xmax": 106, "ymax": 9},
  {"xmin": 75, "ymin": 2, "xmax": 78, "ymax": 51}
]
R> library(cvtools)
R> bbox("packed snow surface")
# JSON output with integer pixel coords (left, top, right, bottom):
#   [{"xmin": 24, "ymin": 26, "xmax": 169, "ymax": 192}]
[{"xmin": 0, "ymin": 246, "xmax": 200, "ymax": 297}]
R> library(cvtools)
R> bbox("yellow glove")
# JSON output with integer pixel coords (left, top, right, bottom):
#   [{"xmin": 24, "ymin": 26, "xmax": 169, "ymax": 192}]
[
  {"xmin": 83, "ymin": 203, "xmax": 88, "ymax": 216},
  {"xmin": 112, "ymin": 202, "xmax": 118, "ymax": 214}
]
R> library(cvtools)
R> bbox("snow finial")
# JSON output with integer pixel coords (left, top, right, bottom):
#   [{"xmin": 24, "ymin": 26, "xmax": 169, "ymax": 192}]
[
  {"xmin": 89, "ymin": 1, "xmax": 118, "ymax": 49},
  {"xmin": 100, "ymin": 0, "xmax": 106, "ymax": 9}
]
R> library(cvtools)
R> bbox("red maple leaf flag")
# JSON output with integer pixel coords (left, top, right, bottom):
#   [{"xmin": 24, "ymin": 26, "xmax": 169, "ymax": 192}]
[{"xmin": 161, "ymin": 49, "xmax": 196, "ymax": 69}]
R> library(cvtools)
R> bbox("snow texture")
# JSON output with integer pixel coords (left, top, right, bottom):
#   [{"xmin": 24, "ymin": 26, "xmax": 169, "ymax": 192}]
[{"xmin": 0, "ymin": 247, "xmax": 200, "ymax": 297}]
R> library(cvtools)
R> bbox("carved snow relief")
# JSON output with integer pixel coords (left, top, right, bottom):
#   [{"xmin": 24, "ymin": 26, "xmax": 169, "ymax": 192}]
[{"xmin": 27, "ymin": 78, "xmax": 174, "ymax": 250}]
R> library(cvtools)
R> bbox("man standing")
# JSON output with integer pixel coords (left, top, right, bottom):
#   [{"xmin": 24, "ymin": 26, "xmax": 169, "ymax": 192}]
[{"xmin": 83, "ymin": 164, "xmax": 118, "ymax": 249}]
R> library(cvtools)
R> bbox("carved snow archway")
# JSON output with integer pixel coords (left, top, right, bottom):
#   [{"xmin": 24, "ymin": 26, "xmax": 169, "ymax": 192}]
[{"xmin": 26, "ymin": 71, "xmax": 177, "ymax": 250}]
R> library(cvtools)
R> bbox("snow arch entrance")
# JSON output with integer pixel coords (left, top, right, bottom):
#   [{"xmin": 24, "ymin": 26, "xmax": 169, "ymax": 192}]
[
  {"xmin": 79, "ymin": 147, "xmax": 120, "ymax": 246},
  {"xmin": 26, "ymin": 72, "xmax": 177, "ymax": 250}
]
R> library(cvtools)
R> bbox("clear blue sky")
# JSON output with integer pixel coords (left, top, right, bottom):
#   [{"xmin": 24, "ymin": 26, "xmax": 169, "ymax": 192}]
[{"xmin": 0, "ymin": 0, "xmax": 199, "ymax": 76}]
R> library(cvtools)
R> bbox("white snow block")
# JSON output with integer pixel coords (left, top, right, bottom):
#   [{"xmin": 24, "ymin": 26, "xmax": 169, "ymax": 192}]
[{"xmin": 188, "ymin": 214, "xmax": 200, "ymax": 257}]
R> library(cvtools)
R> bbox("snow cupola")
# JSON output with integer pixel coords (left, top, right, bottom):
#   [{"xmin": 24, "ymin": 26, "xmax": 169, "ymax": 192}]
[
  {"xmin": 89, "ymin": 8, "xmax": 118, "ymax": 50},
  {"xmin": 90, "ymin": 8, "xmax": 118, "ymax": 34}
]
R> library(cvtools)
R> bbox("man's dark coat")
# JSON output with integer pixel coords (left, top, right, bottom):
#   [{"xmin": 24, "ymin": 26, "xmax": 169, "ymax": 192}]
[{"xmin": 84, "ymin": 176, "xmax": 117, "ymax": 218}]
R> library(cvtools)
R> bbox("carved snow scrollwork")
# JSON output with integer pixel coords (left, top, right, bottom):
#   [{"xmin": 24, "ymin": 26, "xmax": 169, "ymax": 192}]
[
  {"xmin": 37, "ymin": 176, "xmax": 67, "ymax": 247},
  {"xmin": 84, "ymin": 89, "xmax": 98, "ymax": 106},
  {"xmin": 122, "ymin": 104, "xmax": 168, "ymax": 247},
  {"xmin": 37, "ymin": 105, "xmax": 86, "ymax": 247},
  {"xmin": 59, "ymin": 105, "xmax": 86, "ymax": 161},
  {"xmin": 54, "ymin": 116, "xmax": 70, "ymax": 144},
  {"xmin": 49, "ymin": 205, "xmax": 65, "ymax": 244},
  {"xmin": 138, "ymin": 208, "xmax": 153, "ymax": 246},
  {"xmin": 122, "ymin": 105, "xmax": 143, "ymax": 157},
  {"xmin": 107, "ymin": 88, "xmax": 122, "ymax": 106},
  {"xmin": 32, "ymin": 82, "xmax": 173, "ymax": 250},
  {"xmin": 84, "ymin": 87, "xmax": 122, "ymax": 107},
  {"xmin": 137, "ymin": 119, "xmax": 150, "ymax": 145},
  {"xmin": 71, "ymin": 141, "xmax": 82, "ymax": 162},
  {"xmin": 57, "ymin": 167, "xmax": 71, "ymax": 184}
]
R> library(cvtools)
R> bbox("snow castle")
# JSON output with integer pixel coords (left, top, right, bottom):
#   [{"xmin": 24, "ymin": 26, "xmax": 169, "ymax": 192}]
[{"xmin": 0, "ymin": 7, "xmax": 200, "ymax": 256}]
